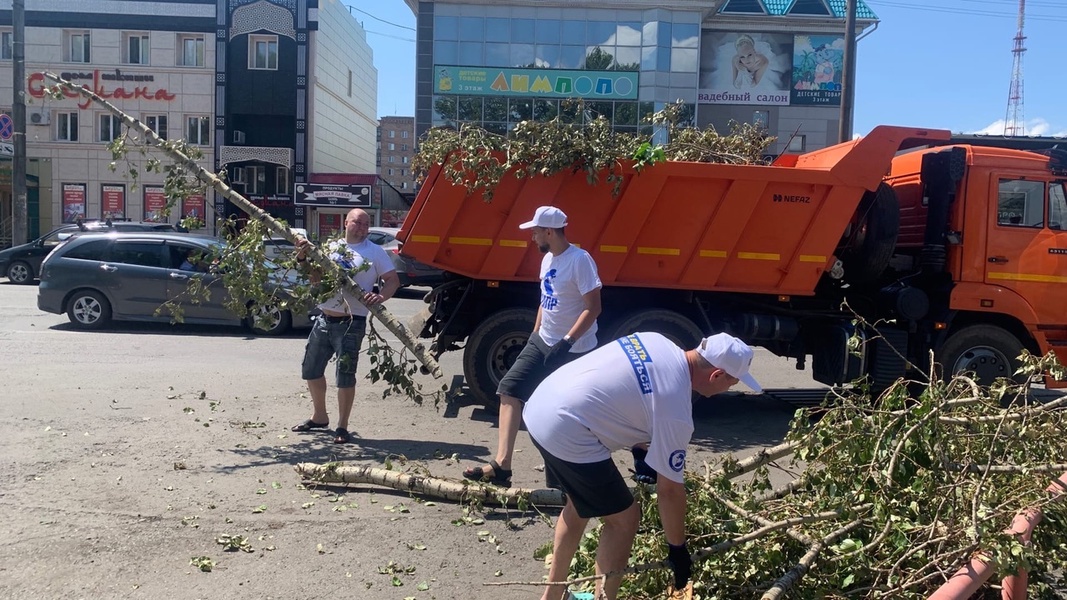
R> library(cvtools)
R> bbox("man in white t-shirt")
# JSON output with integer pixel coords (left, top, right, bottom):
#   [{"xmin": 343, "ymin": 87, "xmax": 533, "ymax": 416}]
[
  {"xmin": 290, "ymin": 208, "xmax": 399, "ymax": 445},
  {"xmin": 524, "ymin": 332, "xmax": 762, "ymax": 600},
  {"xmin": 463, "ymin": 205, "xmax": 602, "ymax": 487}
]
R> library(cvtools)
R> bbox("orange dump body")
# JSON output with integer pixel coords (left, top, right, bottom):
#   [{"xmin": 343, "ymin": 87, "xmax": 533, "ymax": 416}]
[{"xmin": 400, "ymin": 126, "xmax": 951, "ymax": 296}]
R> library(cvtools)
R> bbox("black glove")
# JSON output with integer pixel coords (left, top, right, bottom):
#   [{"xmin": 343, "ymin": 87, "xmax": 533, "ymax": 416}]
[
  {"xmin": 666, "ymin": 541, "xmax": 692, "ymax": 590},
  {"xmin": 544, "ymin": 336, "xmax": 573, "ymax": 364},
  {"xmin": 630, "ymin": 447, "xmax": 658, "ymax": 485}
]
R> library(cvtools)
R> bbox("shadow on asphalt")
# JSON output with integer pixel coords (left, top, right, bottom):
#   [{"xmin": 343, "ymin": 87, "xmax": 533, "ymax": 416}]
[{"xmin": 48, "ymin": 320, "xmax": 310, "ymax": 339}]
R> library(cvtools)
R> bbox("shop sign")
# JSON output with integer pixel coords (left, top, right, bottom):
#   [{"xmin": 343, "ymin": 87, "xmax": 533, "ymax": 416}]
[
  {"xmin": 62, "ymin": 183, "xmax": 87, "ymax": 223},
  {"xmin": 182, "ymin": 194, "xmax": 206, "ymax": 220},
  {"xmin": 295, "ymin": 183, "xmax": 371, "ymax": 208},
  {"xmin": 434, "ymin": 65, "xmax": 638, "ymax": 101},
  {"xmin": 101, "ymin": 184, "xmax": 125, "ymax": 220},
  {"xmin": 144, "ymin": 186, "xmax": 168, "ymax": 222},
  {"xmin": 28, "ymin": 70, "xmax": 177, "ymax": 110},
  {"xmin": 790, "ymin": 35, "xmax": 844, "ymax": 106},
  {"xmin": 319, "ymin": 213, "xmax": 344, "ymax": 239}
]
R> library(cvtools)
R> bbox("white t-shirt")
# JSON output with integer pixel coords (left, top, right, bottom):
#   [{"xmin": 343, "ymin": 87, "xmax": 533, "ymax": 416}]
[
  {"xmin": 523, "ymin": 332, "xmax": 695, "ymax": 483},
  {"xmin": 536, "ymin": 245, "xmax": 601, "ymax": 353},
  {"xmin": 316, "ymin": 238, "xmax": 396, "ymax": 317}
]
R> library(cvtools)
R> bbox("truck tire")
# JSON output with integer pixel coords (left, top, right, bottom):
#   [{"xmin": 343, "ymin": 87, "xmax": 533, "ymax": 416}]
[
  {"xmin": 462, "ymin": 308, "xmax": 537, "ymax": 409},
  {"xmin": 840, "ymin": 183, "xmax": 899, "ymax": 284},
  {"xmin": 608, "ymin": 309, "xmax": 703, "ymax": 350},
  {"xmin": 937, "ymin": 325, "xmax": 1028, "ymax": 388}
]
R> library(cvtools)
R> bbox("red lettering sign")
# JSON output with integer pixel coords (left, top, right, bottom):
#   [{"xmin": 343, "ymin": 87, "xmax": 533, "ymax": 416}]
[
  {"xmin": 62, "ymin": 183, "xmax": 86, "ymax": 223},
  {"xmin": 28, "ymin": 71, "xmax": 177, "ymax": 109},
  {"xmin": 144, "ymin": 186, "xmax": 168, "ymax": 222},
  {"xmin": 101, "ymin": 184, "xmax": 125, "ymax": 219}
]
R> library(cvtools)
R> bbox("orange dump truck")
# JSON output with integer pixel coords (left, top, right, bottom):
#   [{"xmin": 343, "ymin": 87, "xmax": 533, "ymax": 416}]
[{"xmin": 400, "ymin": 126, "xmax": 1067, "ymax": 405}]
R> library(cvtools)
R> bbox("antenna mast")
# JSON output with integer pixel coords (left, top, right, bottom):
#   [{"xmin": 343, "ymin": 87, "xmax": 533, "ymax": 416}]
[{"xmin": 1004, "ymin": 0, "xmax": 1026, "ymax": 136}]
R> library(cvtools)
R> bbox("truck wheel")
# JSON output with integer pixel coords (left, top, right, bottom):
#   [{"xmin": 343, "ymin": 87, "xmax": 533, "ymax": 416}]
[
  {"xmin": 609, "ymin": 309, "xmax": 703, "ymax": 350},
  {"xmin": 937, "ymin": 325, "xmax": 1028, "ymax": 388},
  {"xmin": 463, "ymin": 308, "xmax": 537, "ymax": 409},
  {"xmin": 840, "ymin": 183, "xmax": 899, "ymax": 284}
]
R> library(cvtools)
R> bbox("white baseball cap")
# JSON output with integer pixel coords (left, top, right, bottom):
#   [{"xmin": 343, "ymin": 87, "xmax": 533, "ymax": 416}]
[
  {"xmin": 519, "ymin": 206, "xmax": 568, "ymax": 230},
  {"xmin": 699, "ymin": 333, "xmax": 762, "ymax": 393}
]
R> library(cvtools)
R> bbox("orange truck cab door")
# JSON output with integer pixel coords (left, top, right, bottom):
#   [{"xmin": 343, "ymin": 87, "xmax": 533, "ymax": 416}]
[{"xmin": 983, "ymin": 178, "xmax": 1067, "ymax": 326}]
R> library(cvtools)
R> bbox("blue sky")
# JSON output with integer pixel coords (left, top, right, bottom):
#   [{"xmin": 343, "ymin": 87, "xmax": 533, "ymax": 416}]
[{"xmin": 354, "ymin": 0, "xmax": 1066, "ymax": 137}]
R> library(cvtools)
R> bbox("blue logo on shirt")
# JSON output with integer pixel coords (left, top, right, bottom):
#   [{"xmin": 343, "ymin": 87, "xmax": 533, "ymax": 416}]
[
  {"xmin": 617, "ymin": 334, "xmax": 653, "ymax": 394},
  {"xmin": 669, "ymin": 449, "xmax": 686, "ymax": 472},
  {"xmin": 540, "ymin": 268, "xmax": 559, "ymax": 310}
]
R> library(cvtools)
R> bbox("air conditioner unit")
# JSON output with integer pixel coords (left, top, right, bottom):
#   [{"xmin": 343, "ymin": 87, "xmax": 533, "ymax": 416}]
[
  {"xmin": 232, "ymin": 130, "xmax": 246, "ymax": 144},
  {"xmin": 29, "ymin": 110, "xmax": 50, "ymax": 126}
]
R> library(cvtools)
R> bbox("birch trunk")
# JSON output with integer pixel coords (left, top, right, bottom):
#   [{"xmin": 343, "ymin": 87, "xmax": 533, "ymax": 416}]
[
  {"xmin": 42, "ymin": 71, "xmax": 442, "ymax": 378},
  {"xmin": 294, "ymin": 462, "xmax": 566, "ymax": 506}
]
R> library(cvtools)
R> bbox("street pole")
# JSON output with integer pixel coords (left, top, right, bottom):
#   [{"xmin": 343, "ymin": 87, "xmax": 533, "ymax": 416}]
[
  {"xmin": 12, "ymin": 0, "xmax": 28, "ymax": 245},
  {"xmin": 838, "ymin": 0, "xmax": 858, "ymax": 143}
]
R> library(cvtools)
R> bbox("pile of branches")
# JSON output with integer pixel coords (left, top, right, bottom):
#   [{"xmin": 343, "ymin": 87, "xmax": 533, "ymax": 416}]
[
  {"xmin": 569, "ymin": 352, "xmax": 1067, "ymax": 599},
  {"xmin": 412, "ymin": 101, "xmax": 775, "ymax": 201}
]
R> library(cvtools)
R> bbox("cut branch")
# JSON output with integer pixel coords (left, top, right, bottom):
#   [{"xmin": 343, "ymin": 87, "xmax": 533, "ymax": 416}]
[
  {"xmin": 41, "ymin": 71, "xmax": 442, "ymax": 379},
  {"xmin": 294, "ymin": 462, "xmax": 565, "ymax": 506},
  {"xmin": 760, "ymin": 518, "xmax": 865, "ymax": 600}
]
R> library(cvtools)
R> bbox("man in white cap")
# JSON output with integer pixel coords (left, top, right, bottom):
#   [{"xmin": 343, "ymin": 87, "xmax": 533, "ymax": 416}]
[
  {"xmin": 463, "ymin": 205, "xmax": 602, "ymax": 487},
  {"xmin": 523, "ymin": 331, "xmax": 761, "ymax": 600}
]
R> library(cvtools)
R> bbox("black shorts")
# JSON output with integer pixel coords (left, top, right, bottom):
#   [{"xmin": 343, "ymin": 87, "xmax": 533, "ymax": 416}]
[
  {"xmin": 496, "ymin": 334, "xmax": 582, "ymax": 402},
  {"xmin": 531, "ymin": 436, "xmax": 634, "ymax": 519}
]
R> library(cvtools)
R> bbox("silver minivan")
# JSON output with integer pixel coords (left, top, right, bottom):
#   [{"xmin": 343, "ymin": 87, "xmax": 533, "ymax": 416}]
[{"xmin": 37, "ymin": 232, "xmax": 311, "ymax": 335}]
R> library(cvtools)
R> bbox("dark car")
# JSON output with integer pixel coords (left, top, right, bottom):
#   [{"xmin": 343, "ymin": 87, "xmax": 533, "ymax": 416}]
[
  {"xmin": 1, "ymin": 220, "xmax": 182, "ymax": 284},
  {"xmin": 369, "ymin": 227, "xmax": 447, "ymax": 288},
  {"xmin": 37, "ymin": 232, "xmax": 311, "ymax": 335}
]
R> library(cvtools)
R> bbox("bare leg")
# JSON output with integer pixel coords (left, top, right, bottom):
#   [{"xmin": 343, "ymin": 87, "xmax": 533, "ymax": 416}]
[
  {"xmin": 593, "ymin": 501, "xmax": 640, "ymax": 600},
  {"xmin": 306, "ymin": 376, "xmax": 329, "ymax": 423},
  {"xmin": 540, "ymin": 500, "xmax": 589, "ymax": 600},
  {"xmin": 336, "ymin": 386, "xmax": 355, "ymax": 430},
  {"xmin": 467, "ymin": 394, "xmax": 522, "ymax": 477}
]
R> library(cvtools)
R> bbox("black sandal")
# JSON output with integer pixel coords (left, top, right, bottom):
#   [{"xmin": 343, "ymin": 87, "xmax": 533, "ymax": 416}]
[
  {"xmin": 291, "ymin": 419, "xmax": 329, "ymax": 432},
  {"xmin": 333, "ymin": 427, "xmax": 353, "ymax": 444},
  {"xmin": 462, "ymin": 459, "xmax": 512, "ymax": 488}
]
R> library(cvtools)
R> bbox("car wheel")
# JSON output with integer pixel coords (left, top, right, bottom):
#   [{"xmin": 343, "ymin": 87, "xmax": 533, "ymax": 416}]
[
  {"xmin": 6, "ymin": 261, "xmax": 33, "ymax": 284},
  {"xmin": 67, "ymin": 290, "xmax": 112, "ymax": 330},
  {"xmin": 247, "ymin": 303, "xmax": 292, "ymax": 336}
]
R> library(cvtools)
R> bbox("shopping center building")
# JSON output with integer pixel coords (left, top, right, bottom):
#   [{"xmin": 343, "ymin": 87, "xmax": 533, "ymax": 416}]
[
  {"xmin": 0, "ymin": 0, "xmax": 377, "ymax": 241},
  {"xmin": 408, "ymin": 0, "xmax": 876, "ymax": 154}
]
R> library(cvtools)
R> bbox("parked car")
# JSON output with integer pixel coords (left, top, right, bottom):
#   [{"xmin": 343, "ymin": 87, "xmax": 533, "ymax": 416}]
[
  {"xmin": 37, "ymin": 232, "xmax": 311, "ymax": 335},
  {"xmin": 1, "ymin": 220, "xmax": 183, "ymax": 284},
  {"xmin": 262, "ymin": 227, "xmax": 308, "ymax": 262},
  {"xmin": 368, "ymin": 227, "xmax": 446, "ymax": 288}
]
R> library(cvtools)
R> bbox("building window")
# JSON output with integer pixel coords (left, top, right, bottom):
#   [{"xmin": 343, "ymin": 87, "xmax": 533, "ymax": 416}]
[
  {"xmin": 66, "ymin": 30, "xmax": 91, "ymax": 63},
  {"xmin": 99, "ymin": 114, "xmax": 123, "ymax": 143},
  {"xmin": 1, "ymin": 30, "xmax": 11, "ymax": 60},
  {"xmin": 388, "ymin": 143, "xmax": 395, "ymax": 151},
  {"xmin": 246, "ymin": 166, "xmax": 265, "ymax": 194},
  {"xmin": 400, "ymin": 144, "xmax": 407, "ymax": 151},
  {"xmin": 400, "ymin": 169, "xmax": 405, "ymax": 177},
  {"xmin": 388, "ymin": 156, "xmax": 396, "ymax": 163},
  {"xmin": 389, "ymin": 130, "xmax": 395, "ymax": 138},
  {"xmin": 145, "ymin": 115, "xmax": 168, "ymax": 140},
  {"xmin": 387, "ymin": 168, "xmax": 393, "ymax": 176},
  {"xmin": 787, "ymin": 135, "xmax": 806, "ymax": 152},
  {"xmin": 179, "ymin": 35, "xmax": 205, "ymax": 67},
  {"xmin": 185, "ymin": 115, "xmax": 210, "ymax": 145},
  {"xmin": 275, "ymin": 167, "xmax": 289, "ymax": 195},
  {"xmin": 123, "ymin": 32, "xmax": 150, "ymax": 65},
  {"xmin": 229, "ymin": 166, "xmax": 247, "ymax": 187},
  {"xmin": 56, "ymin": 112, "xmax": 79, "ymax": 141},
  {"xmin": 401, "ymin": 130, "xmax": 409, "ymax": 138},
  {"xmin": 401, "ymin": 182, "xmax": 407, "ymax": 190},
  {"xmin": 402, "ymin": 156, "xmax": 409, "ymax": 164},
  {"xmin": 249, "ymin": 35, "xmax": 278, "ymax": 70}
]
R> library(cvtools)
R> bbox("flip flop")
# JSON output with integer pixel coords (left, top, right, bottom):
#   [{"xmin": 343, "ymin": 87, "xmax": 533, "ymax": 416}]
[
  {"xmin": 291, "ymin": 419, "xmax": 329, "ymax": 432},
  {"xmin": 334, "ymin": 427, "xmax": 353, "ymax": 444},
  {"xmin": 462, "ymin": 459, "xmax": 512, "ymax": 488}
]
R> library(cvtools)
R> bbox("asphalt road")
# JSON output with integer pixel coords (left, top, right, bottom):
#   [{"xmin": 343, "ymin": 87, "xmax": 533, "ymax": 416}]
[{"xmin": 0, "ymin": 279, "xmax": 819, "ymax": 599}]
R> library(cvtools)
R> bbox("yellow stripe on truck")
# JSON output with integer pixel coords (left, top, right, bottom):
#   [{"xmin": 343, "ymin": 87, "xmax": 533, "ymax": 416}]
[
  {"xmin": 637, "ymin": 247, "xmax": 680, "ymax": 256},
  {"xmin": 988, "ymin": 272, "xmax": 1067, "ymax": 284},
  {"xmin": 600, "ymin": 245, "xmax": 628, "ymax": 253},
  {"xmin": 700, "ymin": 250, "xmax": 728, "ymax": 258},
  {"xmin": 799, "ymin": 255, "xmax": 826, "ymax": 263},
  {"xmin": 737, "ymin": 252, "xmax": 781, "ymax": 261},
  {"xmin": 498, "ymin": 239, "xmax": 527, "ymax": 248},
  {"xmin": 448, "ymin": 237, "xmax": 493, "ymax": 246},
  {"xmin": 410, "ymin": 234, "xmax": 440, "ymax": 243}
]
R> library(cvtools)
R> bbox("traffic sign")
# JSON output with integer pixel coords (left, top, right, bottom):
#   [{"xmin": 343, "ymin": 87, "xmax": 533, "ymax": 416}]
[{"xmin": 0, "ymin": 113, "xmax": 12, "ymax": 141}]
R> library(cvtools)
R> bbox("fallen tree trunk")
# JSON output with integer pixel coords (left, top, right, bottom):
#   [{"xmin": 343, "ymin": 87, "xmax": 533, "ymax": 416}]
[
  {"xmin": 294, "ymin": 462, "xmax": 566, "ymax": 506},
  {"xmin": 41, "ymin": 71, "xmax": 442, "ymax": 379}
]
